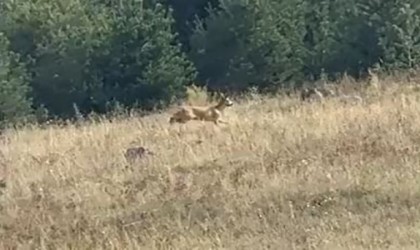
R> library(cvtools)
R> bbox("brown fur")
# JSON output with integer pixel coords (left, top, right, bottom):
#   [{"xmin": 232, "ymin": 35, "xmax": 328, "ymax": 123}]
[{"xmin": 169, "ymin": 94, "xmax": 233, "ymax": 125}]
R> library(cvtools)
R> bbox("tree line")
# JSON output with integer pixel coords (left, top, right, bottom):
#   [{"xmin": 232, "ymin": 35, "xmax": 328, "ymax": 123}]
[{"xmin": 0, "ymin": 0, "xmax": 419, "ymax": 125}]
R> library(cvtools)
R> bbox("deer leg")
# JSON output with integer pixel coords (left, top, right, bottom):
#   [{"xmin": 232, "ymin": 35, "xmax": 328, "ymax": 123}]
[{"xmin": 218, "ymin": 119, "xmax": 228, "ymax": 124}]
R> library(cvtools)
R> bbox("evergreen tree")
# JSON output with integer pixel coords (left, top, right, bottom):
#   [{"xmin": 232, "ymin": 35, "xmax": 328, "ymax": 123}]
[
  {"xmin": 190, "ymin": 0, "xmax": 307, "ymax": 92},
  {"xmin": 1, "ymin": 0, "xmax": 196, "ymax": 119},
  {"xmin": 302, "ymin": 0, "xmax": 382, "ymax": 78},
  {"xmin": 88, "ymin": 1, "xmax": 196, "ymax": 110},
  {"xmin": 0, "ymin": 33, "xmax": 32, "ymax": 125},
  {"xmin": 1, "ymin": 0, "xmax": 112, "ymax": 118},
  {"xmin": 378, "ymin": 0, "xmax": 420, "ymax": 69},
  {"xmin": 165, "ymin": 0, "xmax": 220, "ymax": 51}
]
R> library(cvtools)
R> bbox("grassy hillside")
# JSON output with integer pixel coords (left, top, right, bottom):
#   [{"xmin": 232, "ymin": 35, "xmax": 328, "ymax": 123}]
[{"xmin": 1, "ymin": 75, "xmax": 420, "ymax": 249}]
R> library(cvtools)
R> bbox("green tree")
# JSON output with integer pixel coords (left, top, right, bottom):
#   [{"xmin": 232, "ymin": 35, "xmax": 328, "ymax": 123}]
[
  {"xmin": 378, "ymin": 0, "xmax": 420, "ymax": 69},
  {"xmin": 0, "ymin": 33, "xmax": 32, "ymax": 125},
  {"xmin": 190, "ymin": 0, "xmax": 307, "ymax": 92},
  {"xmin": 302, "ymin": 0, "xmax": 383, "ymax": 78},
  {"xmin": 1, "ymin": 0, "xmax": 112, "ymax": 118},
  {"xmin": 2, "ymin": 0, "xmax": 195, "ymax": 118},
  {"xmin": 88, "ymin": 1, "xmax": 196, "ymax": 110},
  {"xmin": 165, "ymin": 0, "xmax": 220, "ymax": 51}
]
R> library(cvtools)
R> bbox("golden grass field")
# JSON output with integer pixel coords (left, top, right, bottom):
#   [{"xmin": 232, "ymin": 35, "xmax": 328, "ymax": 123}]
[{"xmin": 1, "ymin": 74, "xmax": 420, "ymax": 249}]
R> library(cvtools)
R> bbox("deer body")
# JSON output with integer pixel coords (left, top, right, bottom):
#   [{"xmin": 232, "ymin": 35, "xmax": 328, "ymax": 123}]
[
  {"xmin": 367, "ymin": 68, "xmax": 380, "ymax": 90},
  {"xmin": 300, "ymin": 88, "xmax": 326, "ymax": 101},
  {"xmin": 169, "ymin": 95, "xmax": 233, "ymax": 125}
]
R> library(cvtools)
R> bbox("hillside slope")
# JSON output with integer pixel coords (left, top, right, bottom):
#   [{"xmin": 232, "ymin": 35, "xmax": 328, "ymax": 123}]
[{"xmin": 1, "ymin": 81, "xmax": 420, "ymax": 249}]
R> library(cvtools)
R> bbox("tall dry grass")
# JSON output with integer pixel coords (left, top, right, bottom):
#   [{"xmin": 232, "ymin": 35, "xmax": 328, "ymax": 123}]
[{"xmin": 1, "ymin": 75, "xmax": 420, "ymax": 249}]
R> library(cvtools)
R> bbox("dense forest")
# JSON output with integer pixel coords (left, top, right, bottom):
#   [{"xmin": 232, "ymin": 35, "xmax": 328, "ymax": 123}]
[{"xmin": 0, "ymin": 0, "xmax": 419, "ymax": 125}]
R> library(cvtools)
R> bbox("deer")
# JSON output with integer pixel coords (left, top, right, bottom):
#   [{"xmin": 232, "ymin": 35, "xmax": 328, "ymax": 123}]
[
  {"xmin": 301, "ymin": 86, "xmax": 363, "ymax": 104},
  {"xmin": 300, "ymin": 87, "xmax": 326, "ymax": 101},
  {"xmin": 169, "ymin": 93, "xmax": 234, "ymax": 125},
  {"xmin": 124, "ymin": 146, "xmax": 154, "ymax": 164},
  {"xmin": 367, "ymin": 67, "xmax": 380, "ymax": 90}
]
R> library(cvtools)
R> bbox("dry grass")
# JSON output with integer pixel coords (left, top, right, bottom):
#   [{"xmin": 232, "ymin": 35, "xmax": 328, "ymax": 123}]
[{"xmin": 2, "ymin": 76, "xmax": 420, "ymax": 249}]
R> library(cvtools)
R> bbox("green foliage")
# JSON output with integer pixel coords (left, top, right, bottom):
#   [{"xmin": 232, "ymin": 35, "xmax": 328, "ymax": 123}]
[
  {"xmin": 0, "ymin": 33, "xmax": 32, "ymax": 125},
  {"xmin": 88, "ymin": 1, "xmax": 196, "ymax": 110},
  {"xmin": 2, "ymin": 0, "xmax": 195, "ymax": 119},
  {"xmin": 1, "ymin": 0, "xmax": 112, "ymax": 117},
  {"xmin": 165, "ymin": 0, "xmax": 220, "ymax": 51},
  {"xmin": 303, "ymin": 0, "xmax": 355, "ymax": 77},
  {"xmin": 190, "ymin": 0, "xmax": 307, "ymax": 92},
  {"xmin": 377, "ymin": 0, "xmax": 420, "ymax": 69},
  {"xmin": 304, "ymin": 0, "xmax": 420, "ymax": 76},
  {"xmin": 0, "ymin": 0, "xmax": 420, "ymax": 125},
  {"xmin": 330, "ymin": 0, "xmax": 383, "ymax": 76}
]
